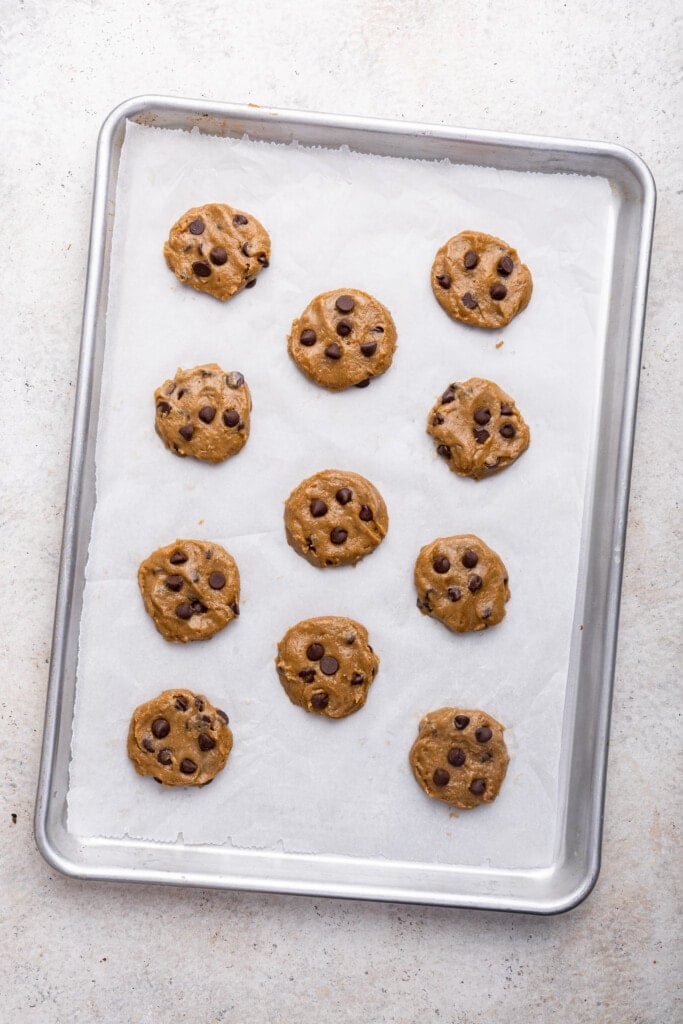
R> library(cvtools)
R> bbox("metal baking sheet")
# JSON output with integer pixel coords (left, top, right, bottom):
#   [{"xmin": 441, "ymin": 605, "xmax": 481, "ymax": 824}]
[{"xmin": 35, "ymin": 95, "xmax": 655, "ymax": 912}]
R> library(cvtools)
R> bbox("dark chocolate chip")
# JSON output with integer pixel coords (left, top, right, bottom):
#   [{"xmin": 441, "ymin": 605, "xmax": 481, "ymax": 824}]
[
  {"xmin": 310, "ymin": 499, "xmax": 328, "ymax": 517},
  {"xmin": 433, "ymin": 556, "xmax": 451, "ymax": 574},
  {"xmin": 165, "ymin": 574, "xmax": 183, "ymax": 591},
  {"xmin": 371, "ymin": 325, "xmax": 384, "ymax": 333},
  {"xmin": 194, "ymin": 697, "xmax": 205, "ymax": 711},
  {"xmin": 198, "ymin": 733, "xmax": 216, "ymax": 752},
  {"xmin": 307, "ymin": 643, "xmax": 324, "ymax": 662},
  {"xmin": 300, "ymin": 329, "xmax": 317, "ymax": 346},
  {"xmin": 180, "ymin": 758, "xmax": 197, "ymax": 774},
  {"xmin": 447, "ymin": 586, "xmax": 462, "ymax": 602},
  {"xmin": 177, "ymin": 389, "xmax": 186, "ymax": 399},
  {"xmin": 432, "ymin": 413, "xmax": 444, "ymax": 426},
  {"xmin": 359, "ymin": 505, "xmax": 373, "ymax": 522},
  {"xmin": 490, "ymin": 282, "xmax": 507, "ymax": 300},
  {"xmin": 191, "ymin": 600, "xmax": 207, "ymax": 614},
  {"xmin": 320, "ymin": 655, "xmax": 339, "ymax": 676},
  {"xmin": 245, "ymin": 278, "xmax": 257, "ymax": 289},
  {"xmin": 498, "ymin": 255, "xmax": 514, "ymax": 276},
  {"xmin": 335, "ymin": 294, "xmax": 355, "ymax": 313},
  {"xmin": 474, "ymin": 428, "xmax": 490, "ymax": 444},
  {"xmin": 216, "ymin": 708, "xmax": 229, "ymax": 724},
  {"xmin": 335, "ymin": 488, "xmax": 352, "ymax": 505},
  {"xmin": 473, "ymin": 408, "xmax": 491, "ymax": 425},
  {"xmin": 188, "ymin": 218, "xmax": 205, "ymax": 235},
  {"xmin": 201, "ymin": 714, "xmax": 212, "ymax": 723},
  {"xmin": 157, "ymin": 401, "xmax": 171, "ymax": 415},
  {"xmin": 468, "ymin": 574, "xmax": 483, "ymax": 593},
  {"xmin": 152, "ymin": 718, "xmax": 170, "ymax": 739},
  {"xmin": 208, "ymin": 572, "xmax": 226, "ymax": 590},
  {"xmin": 330, "ymin": 527, "xmax": 348, "ymax": 545},
  {"xmin": 480, "ymin": 750, "xmax": 493, "ymax": 762},
  {"xmin": 241, "ymin": 242, "xmax": 251, "ymax": 257},
  {"xmin": 350, "ymin": 673, "xmax": 365, "ymax": 685},
  {"xmin": 442, "ymin": 388, "xmax": 456, "ymax": 404},
  {"xmin": 192, "ymin": 261, "xmax": 211, "ymax": 277},
  {"xmin": 436, "ymin": 444, "xmax": 451, "ymax": 459},
  {"xmin": 257, "ymin": 254, "xmax": 269, "ymax": 267},
  {"xmin": 226, "ymin": 371, "xmax": 244, "ymax": 389},
  {"xmin": 223, "ymin": 409, "xmax": 240, "ymax": 427},
  {"xmin": 229, "ymin": 601, "xmax": 240, "ymax": 616},
  {"xmin": 463, "ymin": 250, "xmax": 479, "ymax": 270},
  {"xmin": 499, "ymin": 423, "xmax": 517, "ymax": 439},
  {"xmin": 436, "ymin": 273, "xmax": 451, "ymax": 289},
  {"xmin": 170, "ymin": 550, "xmax": 187, "ymax": 564},
  {"xmin": 233, "ymin": 214, "xmax": 249, "ymax": 226},
  {"xmin": 462, "ymin": 292, "xmax": 478, "ymax": 309},
  {"xmin": 500, "ymin": 403, "xmax": 514, "ymax": 415},
  {"xmin": 475, "ymin": 726, "xmax": 493, "ymax": 743},
  {"xmin": 179, "ymin": 423, "xmax": 194, "ymax": 441},
  {"xmin": 157, "ymin": 749, "xmax": 172, "ymax": 766},
  {"xmin": 360, "ymin": 341, "xmax": 377, "ymax": 357},
  {"xmin": 198, "ymin": 406, "xmax": 216, "ymax": 424},
  {"xmin": 447, "ymin": 747, "xmax": 466, "ymax": 767},
  {"xmin": 311, "ymin": 692, "xmax": 329, "ymax": 710},
  {"xmin": 454, "ymin": 714, "xmax": 470, "ymax": 730},
  {"xmin": 480, "ymin": 604, "xmax": 492, "ymax": 619},
  {"xmin": 176, "ymin": 602, "xmax": 193, "ymax": 620},
  {"xmin": 325, "ymin": 342, "xmax": 342, "ymax": 359},
  {"xmin": 345, "ymin": 634, "xmax": 356, "ymax": 645},
  {"xmin": 142, "ymin": 737, "xmax": 155, "ymax": 753},
  {"xmin": 174, "ymin": 696, "xmax": 189, "ymax": 711},
  {"xmin": 355, "ymin": 378, "xmax": 371, "ymax": 388},
  {"xmin": 433, "ymin": 768, "xmax": 450, "ymax": 787},
  {"xmin": 469, "ymin": 778, "xmax": 486, "ymax": 795},
  {"xmin": 210, "ymin": 247, "xmax": 228, "ymax": 266},
  {"xmin": 336, "ymin": 320, "xmax": 352, "ymax": 337},
  {"xmin": 298, "ymin": 668, "xmax": 315, "ymax": 683},
  {"xmin": 461, "ymin": 550, "xmax": 478, "ymax": 569}
]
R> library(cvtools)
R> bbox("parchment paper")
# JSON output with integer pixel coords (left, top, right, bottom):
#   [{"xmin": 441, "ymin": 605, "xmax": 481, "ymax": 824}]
[{"xmin": 68, "ymin": 120, "xmax": 611, "ymax": 869}]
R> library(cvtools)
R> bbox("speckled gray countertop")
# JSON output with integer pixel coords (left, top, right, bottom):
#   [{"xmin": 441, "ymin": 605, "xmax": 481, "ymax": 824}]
[{"xmin": 2, "ymin": 2, "xmax": 680, "ymax": 1021}]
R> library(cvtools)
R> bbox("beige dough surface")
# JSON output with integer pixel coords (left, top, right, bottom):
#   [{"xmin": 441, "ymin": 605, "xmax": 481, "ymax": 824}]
[
  {"xmin": 287, "ymin": 288, "xmax": 397, "ymax": 390},
  {"xmin": 427, "ymin": 377, "xmax": 530, "ymax": 479},
  {"xmin": 163, "ymin": 202, "xmax": 270, "ymax": 301},
  {"xmin": 127, "ymin": 689, "xmax": 233, "ymax": 787},
  {"xmin": 284, "ymin": 469, "xmax": 389, "ymax": 568},
  {"xmin": 414, "ymin": 534, "xmax": 510, "ymax": 633},
  {"xmin": 275, "ymin": 616, "xmax": 380, "ymax": 718},
  {"xmin": 154, "ymin": 363, "xmax": 251, "ymax": 463},
  {"xmin": 431, "ymin": 230, "xmax": 532, "ymax": 328},
  {"xmin": 409, "ymin": 707, "xmax": 509, "ymax": 809},
  {"xmin": 138, "ymin": 538, "xmax": 240, "ymax": 643}
]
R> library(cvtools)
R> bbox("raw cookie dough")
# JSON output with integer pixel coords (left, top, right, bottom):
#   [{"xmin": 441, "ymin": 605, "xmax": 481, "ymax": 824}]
[
  {"xmin": 284, "ymin": 469, "xmax": 389, "ymax": 568},
  {"xmin": 154, "ymin": 363, "xmax": 251, "ymax": 463},
  {"xmin": 409, "ymin": 707, "xmax": 509, "ymax": 808},
  {"xmin": 287, "ymin": 288, "xmax": 397, "ymax": 390},
  {"xmin": 414, "ymin": 534, "xmax": 510, "ymax": 633},
  {"xmin": 163, "ymin": 203, "xmax": 270, "ymax": 301},
  {"xmin": 127, "ymin": 688, "xmax": 233, "ymax": 787},
  {"xmin": 431, "ymin": 230, "xmax": 532, "ymax": 328},
  {"xmin": 275, "ymin": 616, "xmax": 379, "ymax": 718},
  {"xmin": 138, "ymin": 539, "xmax": 240, "ymax": 643},
  {"xmin": 427, "ymin": 377, "xmax": 530, "ymax": 479}
]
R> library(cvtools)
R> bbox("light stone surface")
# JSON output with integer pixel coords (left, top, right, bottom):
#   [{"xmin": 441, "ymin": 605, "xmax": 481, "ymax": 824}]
[{"xmin": 1, "ymin": 1, "xmax": 680, "ymax": 1021}]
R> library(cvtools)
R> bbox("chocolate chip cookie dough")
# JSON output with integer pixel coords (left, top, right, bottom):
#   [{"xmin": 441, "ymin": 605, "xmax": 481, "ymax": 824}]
[
  {"xmin": 163, "ymin": 203, "xmax": 270, "ymax": 301},
  {"xmin": 428, "ymin": 377, "xmax": 530, "ymax": 479},
  {"xmin": 127, "ymin": 689, "xmax": 233, "ymax": 787},
  {"xmin": 284, "ymin": 469, "xmax": 389, "ymax": 568},
  {"xmin": 276, "ymin": 616, "xmax": 379, "ymax": 718},
  {"xmin": 138, "ymin": 539, "xmax": 240, "ymax": 643},
  {"xmin": 414, "ymin": 534, "xmax": 510, "ymax": 633},
  {"xmin": 409, "ymin": 707, "xmax": 509, "ymax": 808},
  {"xmin": 287, "ymin": 289, "xmax": 397, "ymax": 390},
  {"xmin": 154, "ymin": 364, "xmax": 251, "ymax": 463},
  {"xmin": 431, "ymin": 231, "xmax": 532, "ymax": 328}
]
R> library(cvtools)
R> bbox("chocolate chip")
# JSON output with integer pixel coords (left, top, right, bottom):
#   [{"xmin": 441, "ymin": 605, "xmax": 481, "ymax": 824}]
[
  {"xmin": 454, "ymin": 714, "xmax": 470, "ymax": 730},
  {"xmin": 218, "ymin": 409, "xmax": 238, "ymax": 429},
  {"xmin": 198, "ymin": 733, "xmax": 216, "ymax": 751},
  {"xmin": 345, "ymin": 634, "xmax": 356, "ymax": 645},
  {"xmin": 177, "ymin": 389, "xmax": 186, "ymax": 399},
  {"xmin": 258, "ymin": 254, "xmax": 269, "ymax": 267},
  {"xmin": 152, "ymin": 718, "xmax": 170, "ymax": 739},
  {"xmin": 311, "ymin": 692, "xmax": 329, "ymax": 710},
  {"xmin": 474, "ymin": 428, "xmax": 489, "ymax": 444},
  {"xmin": 176, "ymin": 602, "xmax": 193, "ymax": 619},
  {"xmin": 299, "ymin": 668, "xmax": 315, "ymax": 683},
  {"xmin": 179, "ymin": 423, "xmax": 194, "ymax": 441},
  {"xmin": 433, "ymin": 556, "xmax": 450, "ymax": 574},
  {"xmin": 360, "ymin": 341, "xmax": 377, "ymax": 357},
  {"xmin": 310, "ymin": 499, "xmax": 327, "ymax": 518},
  {"xmin": 226, "ymin": 371, "xmax": 244, "ymax": 389},
  {"xmin": 498, "ymin": 255, "xmax": 514, "ymax": 276},
  {"xmin": 320, "ymin": 656, "xmax": 339, "ymax": 675},
  {"xmin": 245, "ymin": 278, "xmax": 257, "ymax": 289},
  {"xmin": 335, "ymin": 295, "xmax": 355, "ymax": 313},
  {"xmin": 241, "ymin": 242, "xmax": 251, "ymax": 257},
  {"xmin": 142, "ymin": 737, "xmax": 155, "ymax": 752},
  {"xmin": 208, "ymin": 572, "xmax": 226, "ymax": 590},
  {"xmin": 229, "ymin": 602, "xmax": 240, "ymax": 616},
  {"xmin": 500, "ymin": 403, "xmax": 514, "ymax": 415},
  {"xmin": 350, "ymin": 673, "xmax": 365, "ymax": 685},
  {"xmin": 300, "ymin": 329, "xmax": 317, "ymax": 346},
  {"xmin": 461, "ymin": 550, "xmax": 478, "ymax": 569},
  {"xmin": 233, "ymin": 214, "xmax": 249, "ymax": 226},
  {"xmin": 336, "ymin": 320, "xmax": 352, "ymax": 337},
  {"xmin": 371, "ymin": 325, "xmax": 384, "ymax": 333},
  {"xmin": 191, "ymin": 600, "xmax": 207, "ymax": 614},
  {"xmin": 157, "ymin": 401, "xmax": 171, "ymax": 415},
  {"xmin": 359, "ymin": 505, "xmax": 373, "ymax": 522},
  {"xmin": 194, "ymin": 697, "xmax": 205, "ymax": 711},
  {"xmin": 469, "ymin": 779, "xmax": 486, "ymax": 795},
  {"xmin": 307, "ymin": 643, "xmax": 324, "ymax": 661},
  {"xmin": 448, "ymin": 747, "xmax": 466, "ymax": 767},
  {"xmin": 432, "ymin": 413, "xmax": 444, "ymax": 426},
  {"xmin": 447, "ymin": 586, "xmax": 462, "ymax": 602},
  {"xmin": 201, "ymin": 714, "xmax": 212, "ymax": 723},
  {"xmin": 216, "ymin": 709, "xmax": 229, "ymax": 724},
  {"xmin": 433, "ymin": 768, "xmax": 450, "ymax": 787},
  {"xmin": 165, "ymin": 574, "xmax": 183, "ymax": 591},
  {"xmin": 170, "ymin": 550, "xmax": 187, "ymax": 564},
  {"xmin": 188, "ymin": 218, "xmax": 205, "ymax": 235},
  {"xmin": 198, "ymin": 406, "xmax": 216, "ymax": 424},
  {"xmin": 330, "ymin": 527, "xmax": 348, "ymax": 545},
  {"xmin": 436, "ymin": 444, "xmax": 451, "ymax": 459},
  {"xmin": 490, "ymin": 282, "xmax": 507, "ymax": 300},
  {"xmin": 441, "ymin": 389, "xmax": 455, "ymax": 404},
  {"xmin": 500, "ymin": 423, "xmax": 517, "ymax": 438},
  {"xmin": 475, "ymin": 726, "xmax": 493, "ymax": 743},
  {"xmin": 473, "ymin": 408, "xmax": 491, "ymax": 425},
  {"xmin": 180, "ymin": 758, "xmax": 198, "ymax": 774},
  {"xmin": 355, "ymin": 379, "xmax": 371, "ymax": 388},
  {"xmin": 174, "ymin": 696, "xmax": 189, "ymax": 711},
  {"xmin": 480, "ymin": 604, "xmax": 492, "ymax": 619},
  {"xmin": 157, "ymin": 749, "xmax": 172, "ymax": 766},
  {"xmin": 335, "ymin": 488, "xmax": 352, "ymax": 505},
  {"xmin": 436, "ymin": 273, "xmax": 451, "ymax": 289},
  {"xmin": 463, "ymin": 250, "xmax": 479, "ymax": 269},
  {"xmin": 462, "ymin": 292, "xmax": 478, "ymax": 309},
  {"xmin": 192, "ymin": 261, "xmax": 211, "ymax": 277},
  {"xmin": 325, "ymin": 342, "xmax": 342, "ymax": 359},
  {"xmin": 210, "ymin": 247, "xmax": 228, "ymax": 266},
  {"xmin": 468, "ymin": 574, "xmax": 483, "ymax": 593}
]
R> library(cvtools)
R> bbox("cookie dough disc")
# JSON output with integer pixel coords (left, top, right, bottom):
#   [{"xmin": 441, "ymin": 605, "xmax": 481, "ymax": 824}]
[
  {"xmin": 287, "ymin": 288, "xmax": 397, "ymax": 390},
  {"xmin": 414, "ymin": 534, "xmax": 510, "ymax": 633},
  {"xmin": 428, "ymin": 377, "xmax": 530, "ymax": 479},
  {"xmin": 276, "ymin": 616, "xmax": 380, "ymax": 718},
  {"xmin": 154, "ymin": 363, "xmax": 251, "ymax": 463},
  {"xmin": 163, "ymin": 203, "xmax": 271, "ymax": 301},
  {"xmin": 138, "ymin": 539, "xmax": 240, "ymax": 643},
  {"xmin": 284, "ymin": 469, "xmax": 389, "ymax": 568},
  {"xmin": 127, "ymin": 689, "xmax": 233, "ymax": 787},
  {"xmin": 431, "ymin": 231, "xmax": 532, "ymax": 328},
  {"xmin": 409, "ymin": 707, "xmax": 509, "ymax": 808}
]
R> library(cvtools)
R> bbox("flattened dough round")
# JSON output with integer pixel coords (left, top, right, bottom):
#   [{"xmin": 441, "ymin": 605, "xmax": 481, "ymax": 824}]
[
  {"xmin": 414, "ymin": 534, "xmax": 510, "ymax": 633},
  {"xmin": 154, "ymin": 364, "xmax": 251, "ymax": 463}
]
